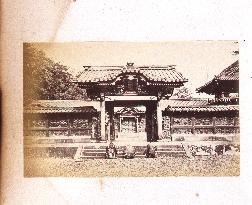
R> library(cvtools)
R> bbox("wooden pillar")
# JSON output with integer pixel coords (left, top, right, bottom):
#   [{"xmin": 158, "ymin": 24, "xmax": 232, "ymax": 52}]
[
  {"xmin": 100, "ymin": 98, "xmax": 106, "ymax": 141},
  {"xmin": 119, "ymin": 117, "xmax": 122, "ymax": 133},
  {"xmin": 191, "ymin": 117, "xmax": 195, "ymax": 135},
  {"xmin": 108, "ymin": 102, "xmax": 115, "ymax": 141},
  {"xmin": 136, "ymin": 116, "xmax": 139, "ymax": 133},
  {"xmin": 45, "ymin": 117, "xmax": 49, "ymax": 137},
  {"xmin": 157, "ymin": 100, "xmax": 163, "ymax": 140},
  {"xmin": 146, "ymin": 103, "xmax": 151, "ymax": 142},
  {"xmin": 67, "ymin": 117, "xmax": 71, "ymax": 136},
  {"xmin": 170, "ymin": 117, "xmax": 174, "ymax": 141},
  {"xmin": 146, "ymin": 101, "xmax": 158, "ymax": 142},
  {"xmin": 213, "ymin": 117, "xmax": 216, "ymax": 135},
  {"xmin": 26, "ymin": 118, "xmax": 30, "ymax": 136},
  {"xmin": 91, "ymin": 116, "xmax": 97, "ymax": 140},
  {"xmin": 234, "ymin": 117, "xmax": 239, "ymax": 134}
]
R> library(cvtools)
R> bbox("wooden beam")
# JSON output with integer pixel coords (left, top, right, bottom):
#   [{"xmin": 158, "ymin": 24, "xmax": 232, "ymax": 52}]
[
  {"xmin": 100, "ymin": 98, "xmax": 106, "ymax": 140},
  {"xmin": 191, "ymin": 117, "xmax": 195, "ymax": 135},
  {"xmin": 157, "ymin": 100, "xmax": 163, "ymax": 139},
  {"xmin": 213, "ymin": 117, "xmax": 216, "ymax": 134}
]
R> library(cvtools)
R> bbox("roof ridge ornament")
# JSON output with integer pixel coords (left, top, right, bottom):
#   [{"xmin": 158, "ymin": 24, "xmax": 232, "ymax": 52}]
[
  {"xmin": 127, "ymin": 62, "xmax": 134, "ymax": 66},
  {"xmin": 125, "ymin": 62, "xmax": 141, "ymax": 73},
  {"xmin": 125, "ymin": 62, "xmax": 135, "ymax": 71}
]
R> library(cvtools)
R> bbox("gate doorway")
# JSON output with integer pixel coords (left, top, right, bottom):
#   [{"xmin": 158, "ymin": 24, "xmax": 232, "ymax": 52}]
[{"xmin": 105, "ymin": 100, "xmax": 158, "ymax": 142}]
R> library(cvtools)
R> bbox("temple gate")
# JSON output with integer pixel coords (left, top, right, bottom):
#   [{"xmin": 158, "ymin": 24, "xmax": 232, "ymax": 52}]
[{"xmin": 76, "ymin": 62, "xmax": 187, "ymax": 142}]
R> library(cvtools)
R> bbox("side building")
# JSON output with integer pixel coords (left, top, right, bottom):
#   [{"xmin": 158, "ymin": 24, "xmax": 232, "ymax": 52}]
[{"xmin": 162, "ymin": 60, "xmax": 239, "ymax": 142}]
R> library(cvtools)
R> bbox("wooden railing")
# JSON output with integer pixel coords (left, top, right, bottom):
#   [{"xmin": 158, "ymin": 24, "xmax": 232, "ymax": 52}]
[{"xmin": 25, "ymin": 126, "xmax": 95, "ymax": 147}]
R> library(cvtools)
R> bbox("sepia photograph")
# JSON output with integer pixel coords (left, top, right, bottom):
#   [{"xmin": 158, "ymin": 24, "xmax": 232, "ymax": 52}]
[
  {"xmin": 3, "ymin": 0, "xmax": 252, "ymax": 204},
  {"xmin": 23, "ymin": 41, "xmax": 240, "ymax": 177}
]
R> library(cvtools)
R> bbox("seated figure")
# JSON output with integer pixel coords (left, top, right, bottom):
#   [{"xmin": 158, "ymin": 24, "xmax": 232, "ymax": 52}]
[
  {"xmin": 124, "ymin": 145, "xmax": 135, "ymax": 159},
  {"xmin": 105, "ymin": 142, "xmax": 117, "ymax": 159},
  {"xmin": 144, "ymin": 144, "xmax": 157, "ymax": 158},
  {"xmin": 215, "ymin": 145, "xmax": 224, "ymax": 155}
]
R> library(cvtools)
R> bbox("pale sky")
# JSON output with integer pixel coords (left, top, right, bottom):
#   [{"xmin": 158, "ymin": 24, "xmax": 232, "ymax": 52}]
[{"xmin": 34, "ymin": 41, "xmax": 238, "ymax": 96}]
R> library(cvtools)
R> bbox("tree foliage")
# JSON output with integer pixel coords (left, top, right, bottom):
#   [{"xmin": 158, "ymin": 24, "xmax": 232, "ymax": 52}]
[
  {"xmin": 172, "ymin": 86, "xmax": 192, "ymax": 99},
  {"xmin": 23, "ymin": 44, "xmax": 87, "ymax": 105}
]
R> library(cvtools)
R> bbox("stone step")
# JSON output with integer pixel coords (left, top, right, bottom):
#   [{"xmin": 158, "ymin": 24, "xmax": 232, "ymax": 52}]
[
  {"xmin": 156, "ymin": 150, "xmax": 185, "ymax": 153},
  {"xmin": 81, "ymin": 153, "xmax": 185, "ymax": 158},
  {"xmin": 82, "ymin": 151, "xmax": 145, "ymax": 156},
  {"xmin": 117, "ymin": 148, "xmax": 184, "ymax": 152},
  {"xmin": 81, "ymin": 155, "xmax": 105, "ymax": 159},
  {"xmin": 157, "ymin": 148, "xmax": 184, "ymax": 151},
  {"xmin": 81, "ymin": 155, "xmax": 146, "ymax": 159},
  {"xmin": 82, "ymin": 149, "xmax": 106, "ymax": 152},
  {"xmin": 81, "ymin": 147, "xmax": 184, "ymax": 152},
  {"xmin": 78, "ymin": 144, "xmax": 186, "ymax": 159},
  {"xmin": 116, "ymin": 146, "xmax": 146, "ymax": 149},
  {"xmin": 82, "ymin": 146, "xmax": 108, "ymax": 149},
  {"xmin": 116, "ymin": 154, "xmax": 145, "ymax": 157},
  {"xmin": 118, "ymin": 153, "xmax": 145, "ymax": 157},
  {"xmin": 157, "ymin": 152, "xmax": 186, "ymax": 157},
  {"xmin": 157, "ymin": 145, "xmax": 184, "ymax": 148},
  {"xmin": 82, "ymin": 153, "xmax": 105, "ymax": 157}
]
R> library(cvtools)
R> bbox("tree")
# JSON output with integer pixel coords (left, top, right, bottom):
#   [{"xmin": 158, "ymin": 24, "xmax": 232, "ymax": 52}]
[
  {"xmin": 23, "ymin": 44, "xmax": 87, "ymax": 105},
  {"xmin": 172, "ymin": 86, "xmax": 192, "ymax": 99}
]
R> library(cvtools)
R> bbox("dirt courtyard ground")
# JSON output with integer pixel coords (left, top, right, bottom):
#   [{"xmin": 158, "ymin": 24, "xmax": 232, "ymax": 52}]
[{"xmin": 24, "ymin": 155, "xmax": 239, "ymax": 177}]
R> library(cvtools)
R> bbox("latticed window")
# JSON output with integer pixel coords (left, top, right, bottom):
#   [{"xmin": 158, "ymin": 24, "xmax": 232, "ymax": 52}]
[
  {"xmin": 195, "ymin": 117, "xmax": 213, "ymax": 125},
  {"xmin": 31, "ymin": 119, "xmax": 47, "ymax": 128},
  {"xmin": 72, "ymin": 119, "xmax": 89, "ymax": 128},
  {"xmin": 49, "ymin": 119, "xmax": 68, "ymax": 128},
  {"xmin": 215, "ymin": 117, "xmax": 235, "ymax": 126},
  {"xmin": 173, "ymin": 117, "xmax": 192, "ymax": 126}
]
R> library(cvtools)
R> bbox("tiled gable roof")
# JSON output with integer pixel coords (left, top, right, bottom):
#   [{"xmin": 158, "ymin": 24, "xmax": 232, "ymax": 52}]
[
  {"xmin": 76, "ymin": 66, "xmax": 123, "ymax": 83},
  {"xmin": 163, "ymin": 99, "xmax": 239, "ymax": 112},
  {"xmin": 76, "ymin": 64, "xmax": 187, "ymax": 84},
  {"xmin": 24, "ymin": 100, "xmax": 100, "ymax": 113},
  {"xmin": 165, "ymin": 105, "xmax": 239, "ymax": 112},
  {"xmin": 197, "ymin": 60, "xmax": 239, "ymax": 94},
  {"xmin": 161, "ymin": 99, "xmax": 209, "ymax": 108},
  {"xmin": 216, "ymin": 60, "xmax": 239, "ymax": 81},
  {"xmin": 140, "ymin": 67, "xmax": 185, "ymax": 82}
]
